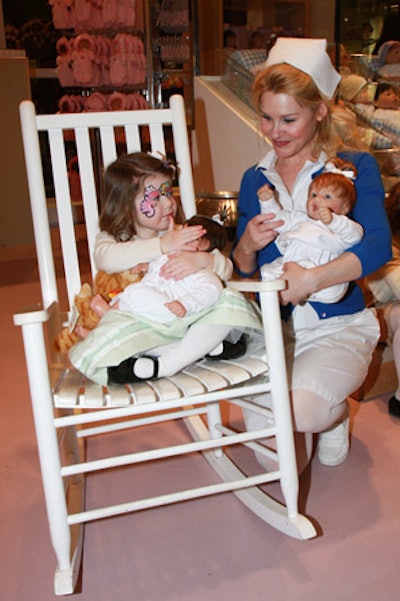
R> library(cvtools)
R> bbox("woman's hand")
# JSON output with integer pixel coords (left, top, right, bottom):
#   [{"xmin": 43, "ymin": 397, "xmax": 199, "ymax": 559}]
[
  {"xmin": 233, "ymin": 212, "xmax": 284, "ymax": 273},
  {"xmin": 160, "ymin": 251, "xmax": 214, "ymax": 280},
  {"xmin": 243, "ymin": 212, "xmax": 283, "ymax": 251},
  {"xmin": 280, "ymin": 252, "xmax": 363, "ymax": 305},
  {"xmin": 280, "ymin": 262, "xmax": 314, "ymax": 305}
]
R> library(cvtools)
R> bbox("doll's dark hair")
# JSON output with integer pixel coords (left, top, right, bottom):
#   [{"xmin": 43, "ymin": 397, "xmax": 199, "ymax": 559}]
[
  {"xmin": 99, "ymin": 152, "xmax": 176, "ymax": 241},
  {"xmin": 185, "ymin": 215, "xmax": 227, "ymax": 252},
  {"xmin": 374, "ymin": 82, "xmax": 395, "ymax": 102}
]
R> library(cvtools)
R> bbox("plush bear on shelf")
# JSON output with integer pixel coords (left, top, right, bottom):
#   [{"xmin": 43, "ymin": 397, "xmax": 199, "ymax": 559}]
[
  {"xmin": 54, "ymin": 269, "xmax": 142, "ymax": 353},
  {"xmin": 71, "ymin": 32, "xmax": 98, "ymax": 86},
  {"xmin": 56, "ymin": 36, "xmax": 74, "ymax": 87}
]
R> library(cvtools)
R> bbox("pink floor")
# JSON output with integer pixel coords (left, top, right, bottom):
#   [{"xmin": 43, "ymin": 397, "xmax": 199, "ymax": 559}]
[{"xmin": 1, "ymin": 248, "xmax": 400, "ymax": 601}]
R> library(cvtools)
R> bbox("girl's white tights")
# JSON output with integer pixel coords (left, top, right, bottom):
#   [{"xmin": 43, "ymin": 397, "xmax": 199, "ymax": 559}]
[{"xmin": 143, "ymin": 323, "xmax": 233, "ymax": 377}]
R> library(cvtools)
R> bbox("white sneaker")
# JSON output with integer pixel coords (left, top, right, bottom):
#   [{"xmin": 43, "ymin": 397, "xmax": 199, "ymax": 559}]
[{"xmin": 317, "ymin": 408, "xmax": 350, "ymax": 467}]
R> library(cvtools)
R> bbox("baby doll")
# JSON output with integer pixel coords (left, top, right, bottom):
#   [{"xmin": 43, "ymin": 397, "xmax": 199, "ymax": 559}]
[
  {"xmin": 258, "ymin": 157, "xmax": 363, "ymax": 304},
  {"xmin": 327, "ymin": 42, "xmax": 352, "ymax": 76},
  {"xmin": 378, "ymin": 40, "xmax": 400, "ymax": 80},
  {"xmin": 374, "ymin": 83, "xmax": 400, "ymax": 110},
  {"xmin": 90, "ymin": 216, "xmax": 228, "ymax": 324},
  {"xmin": 357, "ymin": 82, "xmax": 400, "ymax": 150},
  {"xmin": 54, "ymin": 269, "xmax": 142, "ymax": 353},
  {"xmin": 338, "ymin": 73, "xmax": 370, "ymax": 105}
]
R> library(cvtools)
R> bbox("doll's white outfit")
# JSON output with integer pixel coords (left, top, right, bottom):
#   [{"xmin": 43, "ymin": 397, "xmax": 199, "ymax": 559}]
[
  {"xmin": 259, "ymin": 195, "xmax": 364, "ymax": 303},
  {"xmin": 378, "ymin": 64, "xmax": 400, "ymax": 80},
  {"xmin": 112, "ymin": 254, "xmax": 223, "ymax": 323},
  {"xmin": 70, "ymin": 230, "xmax": 263, "ymax": 385}
]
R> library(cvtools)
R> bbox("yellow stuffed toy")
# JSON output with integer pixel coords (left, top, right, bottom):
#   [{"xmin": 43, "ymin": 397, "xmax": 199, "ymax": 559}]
[{"xmin": 54, "ymin": 269, "xmax": 142, "ymax": 353}]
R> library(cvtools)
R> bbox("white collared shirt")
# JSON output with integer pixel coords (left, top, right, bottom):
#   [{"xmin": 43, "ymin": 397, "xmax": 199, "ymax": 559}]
[{"xmin": 256, "ymin": 150, "xmax": 327, "ymax": 212}]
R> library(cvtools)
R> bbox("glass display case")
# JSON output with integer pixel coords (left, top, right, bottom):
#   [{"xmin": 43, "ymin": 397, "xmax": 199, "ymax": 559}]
[
  {"xmin": 336, "ymin": 0, "xmax": 400, "ymax": 58},
  {"xmin": 336, "ymin": 0, "xmax": 400, "ymax": 186},
  {"xmin": 219, "ymin": 1, "xmax": 312, "ymax": 112}
]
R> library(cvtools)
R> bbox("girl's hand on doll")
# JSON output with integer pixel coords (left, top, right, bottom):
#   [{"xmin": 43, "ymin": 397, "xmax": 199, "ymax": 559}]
[
  {"xmin": 160, "ymin": 225, "xmax": 205, "ymax": 254},
  {"xmin": 160, "ymin": 251, "xmax": 213, "ymax": 280},
  {"xmin": 130, "ymin": 262, "xmax": 149, "ymax": 274},
  {"xmin": 241, "ymin": 213, "xmax": 284, "ymax": 252},
  {"xmin": 165, "ymin": 299, "xmax": 186, "ymax": 317},
  {"xmin": 280, "ymin": 261, "xmax": 314, "ymax": 305}
]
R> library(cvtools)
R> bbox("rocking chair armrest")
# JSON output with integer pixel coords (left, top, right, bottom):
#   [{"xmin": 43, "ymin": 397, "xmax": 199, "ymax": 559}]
[
  {"xmin": 13, "ymin": 301, "xmax": 59, "ymax": 327},
  {"xmin": 227, "ymin": 278, "xmax": 286, "ymax": 294}
]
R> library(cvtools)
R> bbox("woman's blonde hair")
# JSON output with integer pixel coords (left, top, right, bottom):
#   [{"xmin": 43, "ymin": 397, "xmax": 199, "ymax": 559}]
[{"xmin": 252, "ymin": 63, "xmax": 369, "ymax": 156}]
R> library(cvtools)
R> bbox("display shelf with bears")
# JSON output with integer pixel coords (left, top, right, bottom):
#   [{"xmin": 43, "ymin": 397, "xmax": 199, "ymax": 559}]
[{"xmin": 50, "ymin": 0, "xmax": 150, "ymax": 113}]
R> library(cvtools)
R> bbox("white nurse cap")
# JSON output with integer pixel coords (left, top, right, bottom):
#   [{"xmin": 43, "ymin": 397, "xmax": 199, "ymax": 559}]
[{"xmin": 265, "ymin": 37, "xmax": 341, "ymax": 99}]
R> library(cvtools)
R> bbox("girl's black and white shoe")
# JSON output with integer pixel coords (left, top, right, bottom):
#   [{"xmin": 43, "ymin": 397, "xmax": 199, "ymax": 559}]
[
  {"xmin": 107, "ymin": 356, "xmax": 159, "ymax": 384},
  {"xmin": 388, "ymin": 395, "xmax": 400, "ymax": 418},
  {"xmin": 206, "ymin": 334, "xmax": 247, "ymax": 361}
]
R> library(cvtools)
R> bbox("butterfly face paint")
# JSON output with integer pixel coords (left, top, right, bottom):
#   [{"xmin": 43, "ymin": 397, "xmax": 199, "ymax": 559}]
[{"xmin": 139, "ymin": 181, "xmax": 173, "ymax": 218}]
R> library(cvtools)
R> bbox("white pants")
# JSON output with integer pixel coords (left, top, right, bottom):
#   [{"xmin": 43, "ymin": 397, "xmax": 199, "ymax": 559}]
[
  {"xmin": 243, "ymin": 306, "xmax": 379, "ymax": 472},
  {"xmin": 244, "ymin": 306, "xmax": 380, "ymax": 432}
]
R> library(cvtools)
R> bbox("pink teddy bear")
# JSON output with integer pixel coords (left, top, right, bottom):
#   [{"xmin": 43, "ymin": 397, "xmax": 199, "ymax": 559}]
[{"xmin": 56, "ymin": 36, "xmax": 74, "ymax": 87}]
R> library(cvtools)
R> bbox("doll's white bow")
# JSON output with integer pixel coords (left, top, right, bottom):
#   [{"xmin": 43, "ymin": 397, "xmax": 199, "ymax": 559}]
[{"xmin": 324, "ymin": 161, "xmax": 356, "ymax": 181}]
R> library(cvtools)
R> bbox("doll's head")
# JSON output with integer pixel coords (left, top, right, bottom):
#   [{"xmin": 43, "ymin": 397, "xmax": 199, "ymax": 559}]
[
  {"xmin": 306, "ymin": 157, "xmax": 357, "ymax": 219},
  {"xmin": 378, "ymin": 40, "xmax": 400, "ymax": 65},
  {"xmin": 223, "ymin": 29, "xmax": 237, "ymax": 49},
  {"xmin": 327, "ymin": 42, "xmax": 350, "ymax": 72},
  {"xmin": 248, "ymin": 31, "xmax": 265, "ymax": 50},
  {"xmin": 184, "ymin": 215, "xmax": 227, "ymax": 252},
  {"xmin": 374, "ymin": 83, "xmax": 400, "ymax": 109},
  {"xmin": 339, "ymin": 74, "xmax": 370, "ymax": 104}
]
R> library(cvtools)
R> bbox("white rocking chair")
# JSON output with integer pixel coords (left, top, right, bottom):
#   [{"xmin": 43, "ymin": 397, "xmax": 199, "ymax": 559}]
[{"xmin": 15, "ymin": 94, "xmax": 316, "ymax": 596}]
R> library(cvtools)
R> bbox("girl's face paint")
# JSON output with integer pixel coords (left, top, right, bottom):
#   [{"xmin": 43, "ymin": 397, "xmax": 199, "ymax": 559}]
[
  {"xmin": 134, "ymin": 174, "xmax": 176, "ymax": 238},
  {"xmin": 140, "ymin": 181, "xmax": 173, "ymax": 218}
]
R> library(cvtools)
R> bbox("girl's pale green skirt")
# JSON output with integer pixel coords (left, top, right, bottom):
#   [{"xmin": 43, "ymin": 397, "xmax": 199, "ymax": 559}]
[{"xmin": 69, "ymin": 287, "xmax": 263, "ymax": 385}]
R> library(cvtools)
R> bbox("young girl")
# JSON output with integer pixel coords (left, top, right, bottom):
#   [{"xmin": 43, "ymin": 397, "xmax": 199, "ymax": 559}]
[
  {"xmin": 258, "ymin": 157, "xmax": 364, "ymax": 303},
  {"xmin": 69, "ymin": 152, "xmax": 261, "ymax": 385}
]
